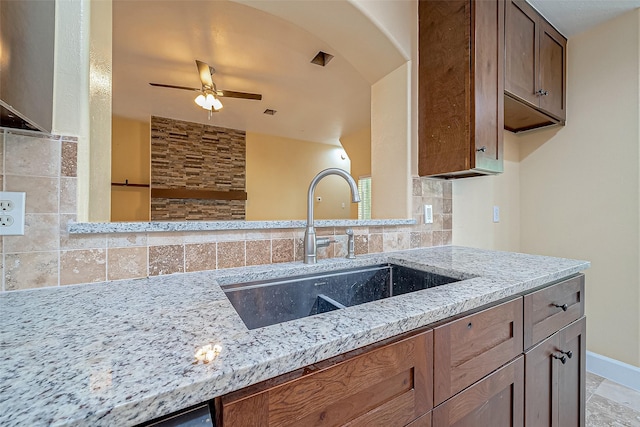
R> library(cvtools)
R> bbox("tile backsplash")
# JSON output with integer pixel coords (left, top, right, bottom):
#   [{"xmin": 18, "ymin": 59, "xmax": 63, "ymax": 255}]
[{"xmin": 0, "ymin": 129, "xmax": 452, "ymax": 292}]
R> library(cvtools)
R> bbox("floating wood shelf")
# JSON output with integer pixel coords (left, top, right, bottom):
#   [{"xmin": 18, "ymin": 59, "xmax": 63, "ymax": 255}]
[{"xmin": 151, "ymin": 188, "xmax": 248, "ymax": 201}]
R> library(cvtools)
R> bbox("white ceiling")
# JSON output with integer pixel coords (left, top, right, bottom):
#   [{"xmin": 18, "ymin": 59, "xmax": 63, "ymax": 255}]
[
  {"xmin": 527, "ymin": 0, "xmax": 640, "ymax": 37},
  {"xmin": 112, "ymin": 0, "xmax": 374, "ymax": 146},
  {"xmin": 113, "ymin": 0, "xmax": 640, "ymax": 146}
]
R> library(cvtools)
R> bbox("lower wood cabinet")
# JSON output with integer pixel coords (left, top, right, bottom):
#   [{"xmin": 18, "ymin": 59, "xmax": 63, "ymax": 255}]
[
  {"xmin": 433, "ymin": 356, "xmax": 524, "ymax": 427},
  {"xmin": 218, "ymin": 276, "xmax": 585, "ymax": 427},
  {"xmin": 434, "ymin": 297, "xmax": 523, "ymax": 405},
  {"xmin": 220, "ymin": 330, "xmax": 433, "ymax": 427},
  {"xmin": 525, "ymin": 317, "xmax": 586, "ymax": 427}
]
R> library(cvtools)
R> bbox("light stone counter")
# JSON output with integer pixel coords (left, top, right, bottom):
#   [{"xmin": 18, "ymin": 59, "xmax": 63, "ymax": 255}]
[
  {"xmin": 68, "ymin": 219, "xmax": 416, "ymax": 234},
  {"xmin": 0, "ymin": 246, "xmax": 589, "ymax": 426}
]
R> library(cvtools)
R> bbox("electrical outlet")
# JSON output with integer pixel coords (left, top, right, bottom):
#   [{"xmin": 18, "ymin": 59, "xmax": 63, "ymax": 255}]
[
  {"xmin": 424, "ymin": 204, "xmax": 433, "ymax": 224},
  {"xmin": 0, "ymin": 215, "xmax": 14, "ymax": 226},
  {"xmin": 0, "ymin": 200, "xmax": 14, "ymax": 211},
  {"xmin": 0, "ymin": 192, "xmax": 26, "ymax": 235}
]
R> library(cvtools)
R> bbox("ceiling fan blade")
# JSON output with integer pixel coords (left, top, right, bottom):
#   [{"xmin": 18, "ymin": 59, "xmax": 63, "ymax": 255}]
[
  {"xmin": 218, "ymin": 90, "xmax": 262, "ymax": 100},
  {"xmin": 196, "ymin": 60, "xmax": 214, "ymax": 88},
  {"xmin": 149, "ymin": 83, "xmax": 200, "ymax": 92}
]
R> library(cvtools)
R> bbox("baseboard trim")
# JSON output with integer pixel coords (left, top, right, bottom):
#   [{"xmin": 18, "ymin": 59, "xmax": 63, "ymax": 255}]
[{"xmin": 587, "ymin": 351, "xmax": 640, "ymax": 391}]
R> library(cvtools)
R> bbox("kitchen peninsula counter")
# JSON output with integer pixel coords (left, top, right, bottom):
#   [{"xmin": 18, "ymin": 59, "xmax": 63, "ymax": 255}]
[{"xmin": 0, "ymin": 246, "xmax": 589, "ymax": 426}]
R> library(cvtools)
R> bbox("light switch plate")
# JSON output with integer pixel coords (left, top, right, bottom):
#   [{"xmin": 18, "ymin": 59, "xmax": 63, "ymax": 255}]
[
  {"xmin": 493, "ymin": 206, "xmax": 500, "ymax": 223},
  {"xmin": 424, "ymin": 204, "xmax": 433, "ymax": 224},
  {"xmin": 0, "ymin": 191, "xmax": 26, "ymax": 235}
]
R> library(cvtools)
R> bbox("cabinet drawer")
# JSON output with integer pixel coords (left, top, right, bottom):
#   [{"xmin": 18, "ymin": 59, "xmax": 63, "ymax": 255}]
[
  {"xmin": 433, "ymin": 356, "xmax": 524, "ymax": 427},
  {"xmin": 434, "ymin": 298, "xmax": 523, "ymax": 405},
  {"xmin": 221, "ymin": 330, "xmax": 433, "ymax": 427},
  {"xmin": 524, "ymin": 274, "xmax": 584, "ymax": 348}
]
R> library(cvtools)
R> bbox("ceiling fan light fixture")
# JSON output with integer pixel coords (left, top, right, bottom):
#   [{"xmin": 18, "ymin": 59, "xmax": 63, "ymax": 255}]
[{"xmin": 195, "ymin": 94, "xmax": 207, "ymax": 107}]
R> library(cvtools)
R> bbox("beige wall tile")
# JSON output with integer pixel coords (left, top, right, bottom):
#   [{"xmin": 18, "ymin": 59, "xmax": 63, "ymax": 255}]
[
  {"xmin": 108, "ymin": 247, "xmax": 147, "ymax": 281},
  {"xmin": 183, "ymin": 232, "xmax": 219, "ymax": 244},
  {"xmin": 443, "ymin": 214, "xmax": 453, "ymax": 231},
  {"xmin": 147, "ymin": 232, "xmax": 185, "ymax": 246},
  {"xmin": 355, "ymin": 235, "xmax": 369, "ymax": 255},
  {"xmin": 5, "ymin": 251, "xmax": 58, "ymax": 290},
  {"xmin": 60, "ymin": 178, "xmax": 77, "ymax": 214},
  {"xmin": 246, "ymin": 240, "xmax": 270, "ymax": 266},
  {"xmin": 149, "ymin": 245, "xmax": 185, "ymax": 276},
  {"xmin": 412, "ymin": 177, "xmax": 423, "ymax": 196},
  {"xmin": 369, "ymin": 234, "xmax": 383, "ymax": 253},
  {"xmin": 272, "ymin": 239, "xmax": 294, "ymax": 263},
  {"xmin": 107, "ymin": 233, "xmax": 147, "ymax": 248},
  {"xmin": 217, "ymin": 241, "xmax": 245, "ymax": 269},
  {"xmin": 60, "ymin": 214, "xmax": 107, "ymax": 250},
  {"xmin": 443, "ymin": 198, "xmax": 452, "ymax": 214},
  {"xmin": 0, "ymin": 132, "xmax": 4, "ymax": 175},
  {"xmin": 4, "ymin": 214, "xmax": 59, "ymax": 252},
  {"xmin": 61, "ymin": 141, "xmax": 78, "ymax": 177},
  {"xmin": 185, "ymin": 243, "xmax": 217, "ymax": 272},
  {"xmin": 5, "ymin": 134, "xmax": 60, "ymax": 177},
  {"xmin": 422, "ymin": 178, "xmax": 443, "ymax": 198},
  {"xmin": 294, "ymin": 237, "xmax": 304, "ymax": 262},
  {"xmin": 432, "ymin": 231, "xmax": 444, "ymax": 247},
  {"xmin": 5, "ymin": 176, "xmax": 59, "ymax": 213},
  {"xmin": 421, "ymin": 231, "xmax": 433, "ymax": 247},
  {"xmin": 410, "ymin": 232, "xmax": 422, "ymax": 249},
  {"xmin": 60, "ymin": 249, "xmax": 106, "ymax": 285},
  {"xmin": 332, "ymin": 235, "xmax": 348, "ymax": 258},
  {"xmin": 443, "ymin": 181, "xmax": 452, "ymax": 199},
  {"xmin": 433, "ymin": 214, "xmax": 444, "ymax": 231},
  {"xmin": 383, "ymin": 232, "xmax": 411, "ymax": 252}
]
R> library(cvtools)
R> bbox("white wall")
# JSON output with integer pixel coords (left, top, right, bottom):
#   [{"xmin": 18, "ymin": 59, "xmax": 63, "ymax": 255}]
[{"xmin": 519, "ymin": 9, "xmax": 640, "ymax": 366}]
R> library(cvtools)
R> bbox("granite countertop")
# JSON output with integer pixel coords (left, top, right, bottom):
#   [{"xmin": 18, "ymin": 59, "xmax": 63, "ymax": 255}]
[
  {"xmin": 68, "ymin": 218, "xmax": 416, "ymax": 234},
  {"xmin": 0, "ymin": 246, "xmax": 589, "ymax": 426}
]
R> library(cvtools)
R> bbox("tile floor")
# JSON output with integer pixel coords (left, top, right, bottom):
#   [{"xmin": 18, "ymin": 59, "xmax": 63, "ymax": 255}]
[{"xmin": 587, "ymin": 372, "xmax": 640, "ymax": 426}]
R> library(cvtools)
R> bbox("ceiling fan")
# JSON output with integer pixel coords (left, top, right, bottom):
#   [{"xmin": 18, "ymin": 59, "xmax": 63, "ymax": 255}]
[{"xmin": 149, "ymin": 60, "xmax": 262, "ymax": 113}]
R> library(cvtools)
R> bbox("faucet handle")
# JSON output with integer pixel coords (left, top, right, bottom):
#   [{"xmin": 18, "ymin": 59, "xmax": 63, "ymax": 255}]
[{"xmin": 316, "ymin": 237, "xmax": 335, "ymax": 248}]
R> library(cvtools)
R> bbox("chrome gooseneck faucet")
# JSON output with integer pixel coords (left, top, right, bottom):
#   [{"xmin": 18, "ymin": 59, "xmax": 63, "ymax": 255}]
[{"xmin": 304, "ymin": 168, "xmax": 360, "ymax": 264}]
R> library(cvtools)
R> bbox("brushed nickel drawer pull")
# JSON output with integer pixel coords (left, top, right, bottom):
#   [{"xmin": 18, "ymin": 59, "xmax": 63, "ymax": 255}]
[
  {"xmin": 476, "ymin": 146, "xmax": 486, "ymax": 153},
  {"xmin": 552, "ymin": 303, "xmax": 568, "ymax": 311}
]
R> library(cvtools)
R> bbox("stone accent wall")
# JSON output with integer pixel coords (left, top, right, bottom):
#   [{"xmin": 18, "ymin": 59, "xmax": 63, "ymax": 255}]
[
  {"xmin": 0, "ymin": 128, "xmax": 453, "ymax": 292},
  {"xmin": 150, "ymin": 116, "xmax": 246, "ymax": 220}
]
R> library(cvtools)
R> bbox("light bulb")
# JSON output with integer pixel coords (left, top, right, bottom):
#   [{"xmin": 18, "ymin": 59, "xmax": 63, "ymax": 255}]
[
  {"xmin": 206, "ymin": 93, "xmax": 215, "ymax": 106},
  {"xmin": 195, "ymin": 94, "xmax": 206, "ymax": 107},
  {"xmin": 211, "ymin": 97, "xmax": 223, "ymax": 111}
]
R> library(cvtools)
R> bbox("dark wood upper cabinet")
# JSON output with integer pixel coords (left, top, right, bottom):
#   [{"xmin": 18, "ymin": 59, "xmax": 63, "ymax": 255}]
[
  {"xmin": 418, "ymin": 0, "xmax": 505, "ymax": 179},
  {"xmin": 505, "ymin": 0, "xmax": 567, "ymax": 132}
]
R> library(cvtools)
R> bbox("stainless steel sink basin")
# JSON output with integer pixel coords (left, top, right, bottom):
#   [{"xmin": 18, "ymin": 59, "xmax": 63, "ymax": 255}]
[{"xmin": 221, "ymin": 264, "xmax": 460, "ymax": 330}]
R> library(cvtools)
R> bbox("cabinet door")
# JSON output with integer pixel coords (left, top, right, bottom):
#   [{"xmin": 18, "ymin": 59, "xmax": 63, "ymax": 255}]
[
  {"xmin": 538, "ymin": 20, "xmax": 567, "ymax": 120},
  {"xmin": 524, "ymin": 330, "xmax": 560, "ymax": 426},
  {"xmin": 558, "ymin": 317, "xmax": 586, "ymax": 427},
  {"xmin": 524, "ymin": 317, "xmax": 586, "ymax": 427},
  {"xmin": 432, "ymin": 356, "xmax": 524, "ymax": 427},
  {"xmin": 221, "ymin": 331, "xmax": 433, "ymax": 427},
  {"xmin": 505, "ymin": 0, "xmax": 539, "ymax": 107}
]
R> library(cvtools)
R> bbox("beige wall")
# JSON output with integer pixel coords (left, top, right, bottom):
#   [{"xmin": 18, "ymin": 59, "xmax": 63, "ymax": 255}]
[
  {"xmin": 371, "ymin": 62, "xmax": 412, "ymax": 219},
  {"xmin": 111, "ymin": 116, "xmax": 150, "ymax": 222},
  {"xmin": 340, "ymin": 127, "xmax": 371, "ymax": 219},
  {"xmin": 452, "ymin": 132, "xmax": 521, "ymax": 252},
  {"xmin": 246, "ymin": 132, "xmax": 352, "ymax": 221},
  {"xmin": 519, "ymin": 9, "xmax": 640, "ymax": 366}
]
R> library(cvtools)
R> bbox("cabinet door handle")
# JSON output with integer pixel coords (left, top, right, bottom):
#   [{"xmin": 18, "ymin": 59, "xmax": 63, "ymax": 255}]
[
  {"xmin": 476, "ymin": 146, "xmax": 486, "ymax": 153},
  {"xmin": 552, "ymin": 303, "xmax": 568, "ymax": 311},
  {"xmin": 537, "ymin": 89, "xmax": 549, "ymax": 96},
  {"xmin": 552, "ymin": 353, "xmax": 567, "ymax": 364},
  {"xmin": 559, "ymin": 349, "xmax": 573, "ymax": 359}
]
